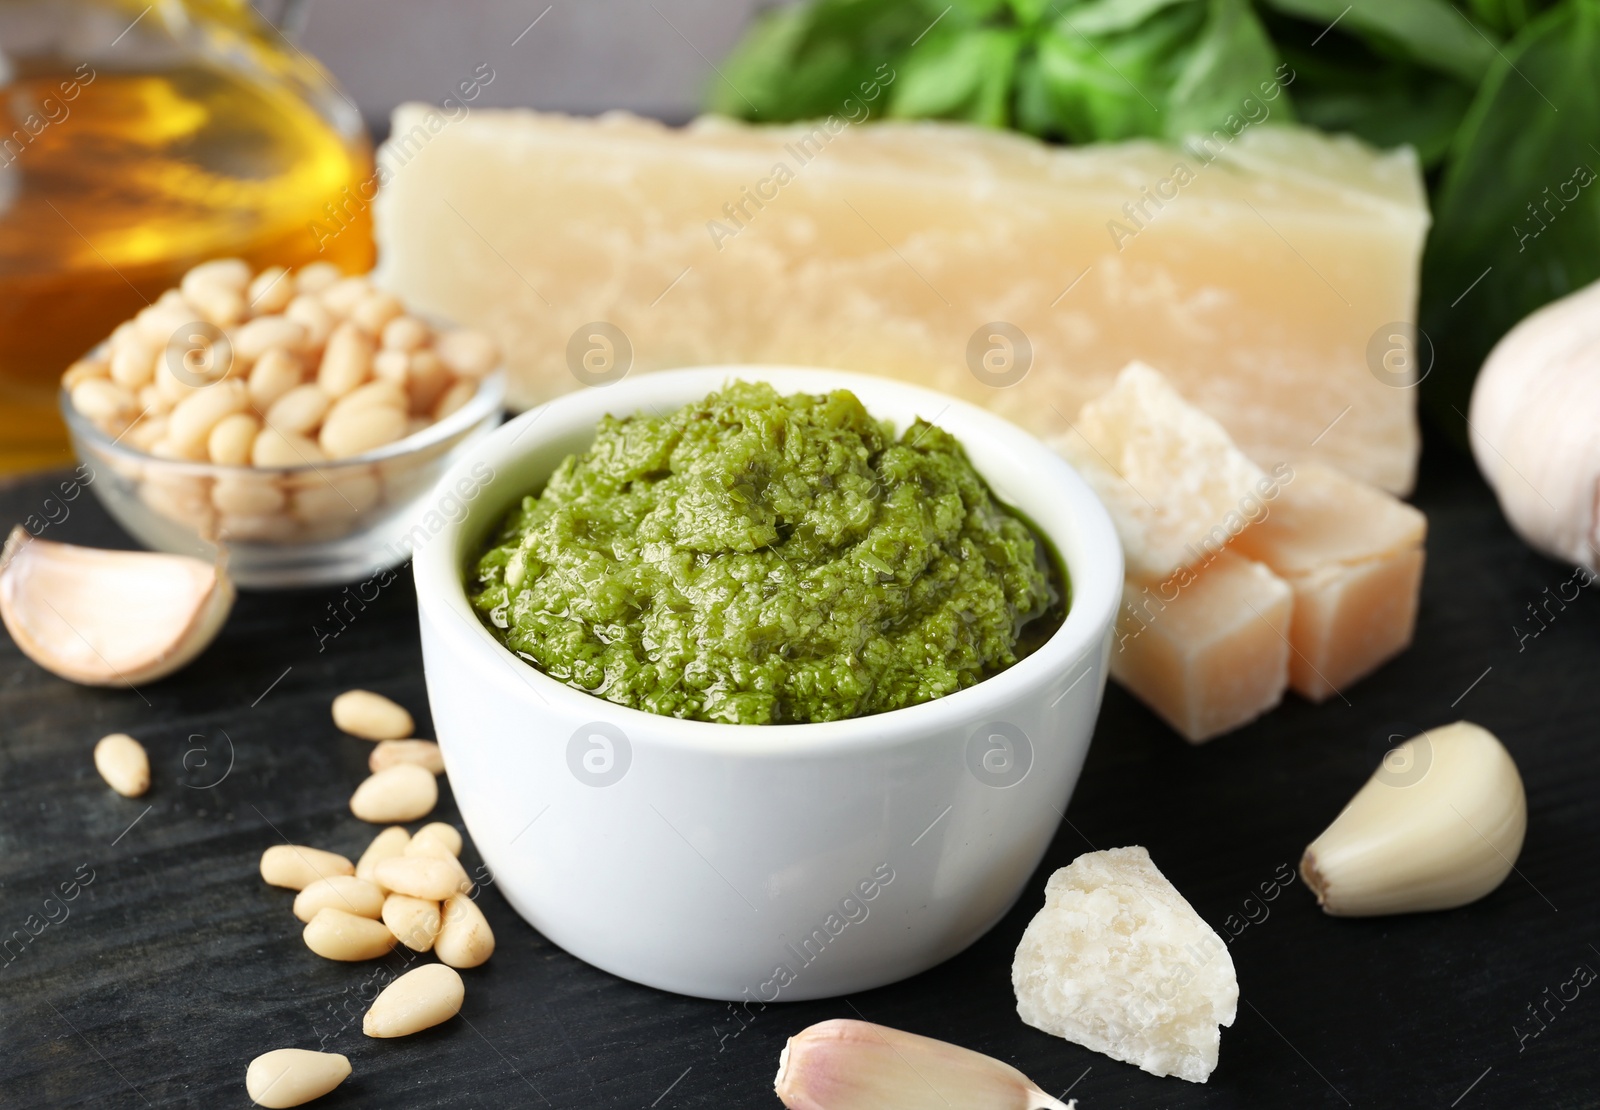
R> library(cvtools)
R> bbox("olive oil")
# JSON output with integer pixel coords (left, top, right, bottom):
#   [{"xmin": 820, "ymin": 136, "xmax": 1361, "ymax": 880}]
[{"xmin": 0, "ymin": 60, "xmax": 374, "ymax": 471}]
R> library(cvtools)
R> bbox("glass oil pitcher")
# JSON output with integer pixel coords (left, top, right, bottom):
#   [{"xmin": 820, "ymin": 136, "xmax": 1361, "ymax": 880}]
[{"xmin": 0, "ymin": 0, "xmax": 375, "ymax": 472}]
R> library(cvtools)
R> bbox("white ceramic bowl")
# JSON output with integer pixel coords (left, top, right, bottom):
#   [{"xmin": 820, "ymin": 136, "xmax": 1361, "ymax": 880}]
[{"xmin": 414, "ymin": 366, "xmax": 1122, "ymax": 1001}]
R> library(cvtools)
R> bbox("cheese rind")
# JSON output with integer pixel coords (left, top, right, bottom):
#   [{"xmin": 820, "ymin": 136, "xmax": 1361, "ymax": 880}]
[
  {"xmin": 1112, "ymin": 550, "xmax": 1292, "ymax": 743},
  {"xmin": 1232, "ymin": 461, "xmax": 1426, "ymax": 701},
  {"xmin": 1056, "ymin": 362, "xmax": 1268, "ymax": 581},
  {"xmin": 1012, "ymin": 846, "xmax": 1238, "ymax": 1084},
  {"xmin": 373, "ymin": 108, "xmax": 1428, "ymax": 493}
]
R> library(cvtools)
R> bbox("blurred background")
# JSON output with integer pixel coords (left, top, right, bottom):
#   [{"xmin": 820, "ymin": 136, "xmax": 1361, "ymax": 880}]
[{"xmin": 300, "ymin": 0, "xmax": 763, "ymax": 126}]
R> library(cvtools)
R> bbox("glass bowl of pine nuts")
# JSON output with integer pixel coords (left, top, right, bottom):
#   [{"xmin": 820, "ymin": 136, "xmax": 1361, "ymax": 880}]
[{"xmin": 60, "ymin": 259, "xmax": 506, "ymax": 589}]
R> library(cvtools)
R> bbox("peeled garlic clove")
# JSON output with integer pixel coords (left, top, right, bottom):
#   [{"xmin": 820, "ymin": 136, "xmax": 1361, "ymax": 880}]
[
  {"xmin": 776, "ymin": 1020, "xmax": 1073, "ymax": 1110},
  {"xmin": 0, "ymin": 526, "xmax": 232, "ymax": 686},
  {"xmin": 1301, "ymin": 721, "xmax": 1527, "ymax": 916},
  {"xmin": 1468, "ymin": 276, "xmax": 1600, "ymax": 569}
]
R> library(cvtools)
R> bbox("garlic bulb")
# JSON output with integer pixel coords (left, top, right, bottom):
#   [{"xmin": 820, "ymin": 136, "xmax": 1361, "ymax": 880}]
[
  {"xmin": 1469, "ymin": 276, "xmax": 1600, "ymax": 569},
  {"xmin": 0, "ymin": 526, "xmax": 233, "ymax": 685},
  {"xmin": 1301, "ymin": 721, "xmax": 1526, "ymax": 916},
  {"xmin": 776, "ymin": 1019, "xmax": 1072, "ymax": 1110}
]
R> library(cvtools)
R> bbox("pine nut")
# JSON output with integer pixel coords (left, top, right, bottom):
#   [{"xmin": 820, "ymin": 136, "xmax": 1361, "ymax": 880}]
[
  {"xmin": 251, "ymin": 426, "xmax": 326, "ymax": 468},
  {"xmin": 369, "ymin": 739, "xmax": 444, "ymax": 776},
  {"xmin": 168, "ymin": 379, "xmax": 248, "ymax": 455},
  {"xmin": 320, "ymin": 403, "xmax": 406, "ymax": 459},
  {"xmin": 318, "ymin": 322, "xmax": 374, "ymax": 398},
  {"xmin": 265, "ymin": 383, "xmax": 332, "ymax": 437},
  {"xmin": 436, "ymin": 329, "xmax": 500, "ymax": 378},
  {"xmin": 285, "ymin": 295, "xmax": 335, "ymax": 349},
  {"xmin": 186, "ymin": 281, "xmax": 247, "ymax": 327},
  {"xmin": 207, "ymin": 412, "xmax": 262, "ymax": 466},
  {"xmin": 212, "ymin": 472, "xmax": 285, "ymax": 515},
  {"xmin": 247, "ymin": 349, "xmax": 304, "ymax": 409},
  {"xmin": 350, "ymin": 291, "xmax": 404, "ymax": 335},
  {"xmin": 290, "ymin": 470, "xmax": 379, "ymax": 522},
  {"xmin": 303, "ymin": 906, "xmax": 397, "ymax": 961},
  {"xmin": 294, "ymin": 261, "xmax": 343, "ymax": 294},
  {"xmin": 71, "ymin": 379, "xmax": 137, "ymax": 426},
  {"xmin": 350, "ymin": 764, "xmax": 437, "ymax": 823},
  {"xmin": 293, "ymin": 875, "xmax": 386, "ymax": 923},
  {"xmin": 405, "ymin": 351, "xmax": 452, "ymax": 414},
  {"xmin": 109, "ymin": 337, "xmax": 158, "ymax": 389},
  {"xmin": 149, "ymin": 436, "xmax": 208, "ymax": 462},
  {"xmin": 405, "ymin": 822, "xmax": 462, "ymax": 858},
  {"xmin": 373, "ymin": 854, "xmax": 471, "ymax": 901},
  {"xmin": 371, "ymin": 349, "xmax": 409, "ymax": 385},
  {"xmin": 219, "ymin": 513, "xmax": 296, "ymax": 543},
  {"xmin": 320, "ymin": 276, "xmax": 373, "ymax": 317},
  {"xmin": 380, "ymin": 315, "xmax": 428, "ymax": 352},
  {"xmin": 382, "ymin": 893, "xmax": 441, "ymax": 952},
  {"xmin": 355, "ymin": 826, "xmax": 410, "ymax": 886},
  {"xmin": 363, "ymin": 964, "xmax": 463, "ymax": 1038},
  {"xmin": 327, "ymin": 380, "xmax": 406, "ymax": 422},
  {"xmin": 260, "ymin": 845, "xmax": 355, "ymax": 891},
  {"xmin": 332, "ymin": 689, "xmax": 414, "ymax": 740},
  {"xmin": 153, "ymin": 356, "xmax": 203, "ymax": 403},
  {"xmin": 432, "ymin": 379, "xmax": 477, "ymax": 423},
  {"xmin": 183, "ymin": 258, "xmax": 251, "ymax": 291},
  {"xmin": 234, "ymin": 315, "xmax": 308, "ymax": 363},
  {"xmin": 93, "ymin": 733, "xmax": 149, "ymax": 797},
  {"xmin": 62, "ymin": 359, "xmax": 109, "ymax": 389},
  {"xmin": 136, "ymin": 385, "xmax": 169, "ymax": 416},
  {"xmin": 134, "ymin": 302, "xmax": 200, "ymax": 348},
  {"xmin": 247, "ymin": 266, "xmax": 294, "ymax": 314},
  {"xmin": 435, "ymin": 893, "xmax": 495, "ymax": 968},
  {"xmin": 244, "ymin": 1048, "xmax": 350, "ymax": 1108},
  {"xmin": 126, "ymin": 414, "xmax": 168, "ymax": 451}
]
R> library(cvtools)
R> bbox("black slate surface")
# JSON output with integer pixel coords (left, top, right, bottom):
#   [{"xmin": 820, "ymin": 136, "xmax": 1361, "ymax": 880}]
[{"xmin": 1, "ymin": 436, "xmax": 1597, "ymax": 1110}]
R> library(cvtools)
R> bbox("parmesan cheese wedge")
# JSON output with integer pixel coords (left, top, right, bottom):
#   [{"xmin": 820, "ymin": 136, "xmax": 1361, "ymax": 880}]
[
  {"xmin": 1113, "ymin": 550, "xmax": 1293, "ymax": 743},
  {"xmin": 1013, "ymin": 846, "xmax": 1238, "ymax": 1084},
  {"xmin": 1232, "ymin": 462, "xmax": 1426, "ymax": 701},
  {"xmin": 1054, "ymin": 362, "xmax": 1268, "ymax": 581},
  {"xmin": 372, "ymin": 109, "xmax": 1428, "ymax": 493}
]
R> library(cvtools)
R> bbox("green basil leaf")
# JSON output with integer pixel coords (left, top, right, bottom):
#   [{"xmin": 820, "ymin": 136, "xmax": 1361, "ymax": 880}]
[
  {"xmin": 1260, "ymin": 0, "xmax": 1497, "ymax": 83},
  {"xmin": 1166, "ymin": 0, "xmax": 1286, "ymax": 139},
  {"xmin": 1277, "ymin": 43, "xmax": 1473, "ymax": 166},
  {"xmin": 1032, "ymin": 2, "xmax": 1206, "ymax": 142},
  {"xmin": 889, "ymin": 27, "xmax": 1024, "ymax": 126},
  {"xmin": 1422, "ymin": 0, "xmax": 1600, "ymax": 434},
  {"xmin": 1056, "ymin": 0, "xmax": 1195, "ymax": 36}
]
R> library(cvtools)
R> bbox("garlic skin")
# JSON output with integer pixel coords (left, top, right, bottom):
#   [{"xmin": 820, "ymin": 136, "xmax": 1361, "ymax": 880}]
[
  {"xmin": 1301, "ymin": 722, "xmax": 1526, "ymax": 916},
  {"xmin": 776, "ymin": 1020, "xmax": 1073, "ymax": 1110},
  {"xmin": 1469, "ymin": 277, "xmax": 1600, "ymax": 570},
  {"xmin": 0, "ymin": 526, "xmax": 233, "ymax": 686}
]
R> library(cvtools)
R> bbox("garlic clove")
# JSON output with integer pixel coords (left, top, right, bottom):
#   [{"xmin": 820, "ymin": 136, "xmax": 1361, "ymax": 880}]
[
  {"xmin": 1468, "ymin": 276, "xmax": 1600, "ymax": 569},
  {"xmin": 775, "ymin": 1019, "xmax": 1073, "ymax": 1110},
  {"xmin": 1301, "ymin": 721, "xmax": 1526, "ymax": 916},
  {"xmin": 0, "ymin": 525, "xmax": 233, "ymax": 686}
]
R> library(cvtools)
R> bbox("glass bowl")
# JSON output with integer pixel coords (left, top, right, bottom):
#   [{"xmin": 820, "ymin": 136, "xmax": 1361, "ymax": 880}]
[{"xmin": 62, "ymin": 373, "xmax": 505, "ymax": 589}]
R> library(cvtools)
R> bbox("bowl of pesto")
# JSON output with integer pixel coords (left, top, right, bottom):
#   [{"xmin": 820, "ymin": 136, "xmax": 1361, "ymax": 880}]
[{"xmin": 413, "ymin": 366, "xmax": 1122, "ymax": 1001}]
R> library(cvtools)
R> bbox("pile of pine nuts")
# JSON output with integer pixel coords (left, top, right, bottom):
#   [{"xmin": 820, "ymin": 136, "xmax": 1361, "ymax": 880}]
[
  {"xmin": 246, "ymin": 689, "xmax": 494, "ymax": 1106},
  {"xmin": 61, "ymin": 259, "xmax": 499, "ymax": 545},
  {"xmin": 87, "ymin": 682, "xmax": 498, "ymax": 1103}
]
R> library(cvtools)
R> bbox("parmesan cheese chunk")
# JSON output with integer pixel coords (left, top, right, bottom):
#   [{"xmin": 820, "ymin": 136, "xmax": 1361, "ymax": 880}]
[
  {"xmin": 1112, "ymin": 550, "xmax": 1292, "ymax": 743},
  {"xmin": 1055, "ymin": 362, "xmax": 1268, "ymax": 581},
  {"xmin": 373, "ymin": 109, "xmax": 1428, "ymax": 493},
  {"xmin": 1013, "ymin": 846, "xmax": 1238, "ymax": 1084},
  {"xmin": 1233, "ymin": 461, "xmax": 1426, "ymax": 701}
]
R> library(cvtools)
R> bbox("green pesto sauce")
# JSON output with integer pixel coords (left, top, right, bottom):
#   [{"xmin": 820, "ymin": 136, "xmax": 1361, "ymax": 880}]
[{"xmin": 469, "ymin": 382, "xmax": 1066, "ymax": 725}]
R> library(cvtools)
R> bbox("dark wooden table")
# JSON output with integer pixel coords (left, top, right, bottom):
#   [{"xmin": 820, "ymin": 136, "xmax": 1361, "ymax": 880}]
[{"xmin": 1, "ymin": 435, "xmax": 1596, "ymax": 1109}]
